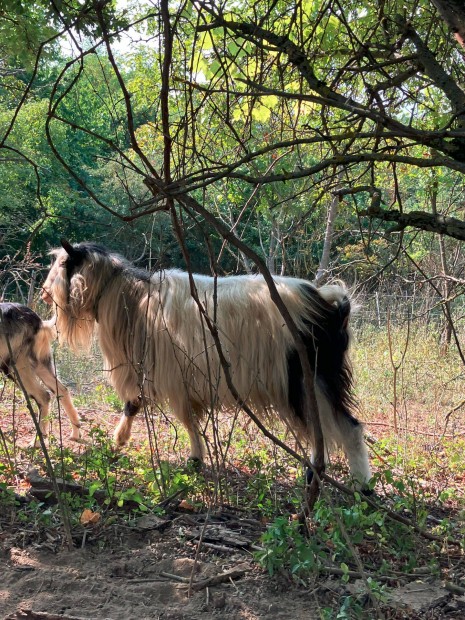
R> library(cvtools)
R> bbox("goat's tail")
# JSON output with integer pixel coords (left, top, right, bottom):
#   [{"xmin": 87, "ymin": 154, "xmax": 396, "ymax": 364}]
[
  {"xmin": 304, "ymin": 283, "xmax": 356, "ymax": 417},
  {"xmin": 33, "ymin": 317, "xmax": 56, "ymax": 363}
]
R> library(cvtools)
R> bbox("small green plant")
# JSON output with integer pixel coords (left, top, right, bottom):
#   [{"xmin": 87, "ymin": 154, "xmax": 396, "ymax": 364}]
[
  {"xmin": 241, "ymin": 451, "xmax": 300, "ymax": 517},
  {"xmin": 320, "ymin": 577, "xmax": 387, "ymax": 619},
  {"xmin": 0, "ymin": 477, "xmax": 16, "ymax": 506},
  {"xmin": 141, "ymin": 460, "xmax": 192, "ymax": 502},
  {"xmin": 255, "ymin": 516, "xmax": 319, "ymax": 577},
  {"xmin": 113, "ymin": 486, "xmax": 149, "ymax": 511},
  {"xmin": 16, "ymin": 499, "xmax": 63, "ymax": 529},
  {"xmin": 256, "ymin": 474, "xmax": 427, "ymax": 583},
  {"xmin": 93, "ymin": 384, "xmax": 123, "ymax": 410}
]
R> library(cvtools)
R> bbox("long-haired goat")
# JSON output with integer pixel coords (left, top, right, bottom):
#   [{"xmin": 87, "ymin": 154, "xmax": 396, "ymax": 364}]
[
  {"xmin": 41, "ymin": 240, "xmax": 371, "ymax": 485},
  {"xmin": 0, "ymin": 302, "xmax": 81, "ymax": 443}
]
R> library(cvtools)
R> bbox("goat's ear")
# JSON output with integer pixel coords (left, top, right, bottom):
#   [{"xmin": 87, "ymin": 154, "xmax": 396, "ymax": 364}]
[{"xmin": 60, "ymin": 239, "xmax": 76, "ymax": 257}]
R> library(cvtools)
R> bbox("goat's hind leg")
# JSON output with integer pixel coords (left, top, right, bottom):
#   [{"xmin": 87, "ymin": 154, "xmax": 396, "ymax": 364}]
[
  {"xmin": 13, "ymin": 365, "xmax": 52, "ymax": 446},
  {"xmin": 308, "ymin": 391, "xmax": 372, "ymax": 491},
  {"xmin": 175, "ymin": 403, "xmax": 205, "ymax": 465},
  {"xmin": 36, "ymin": 363, "xmax": 81, "ymax": 441},
  {"xmin": 336, "ymin": 410, "xmax": 372, "ymax": 491}
]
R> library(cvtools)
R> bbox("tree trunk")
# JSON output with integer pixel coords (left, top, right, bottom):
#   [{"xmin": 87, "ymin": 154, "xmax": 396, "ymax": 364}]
[
  {"xmin": 430, "ymin": 177, "xmax": 453, "ymax": 351},
  {"xmin": 431, "ymin": 0, "xmax": 465, "ymax": 49},
  {"xmin": 315, "ymin": 176, "xmax": 342, "ymax": 285}
]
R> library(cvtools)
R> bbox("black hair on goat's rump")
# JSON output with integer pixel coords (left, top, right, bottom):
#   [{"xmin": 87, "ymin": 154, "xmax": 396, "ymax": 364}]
[
  {"xmin": 287, "ymin": 283, "xmax": 369, "ymax": 488},
  {"xmin": 286, "ymin": 284, "xmax": 357, "ymax": 423},
  {"xmin": 0, "ymin": 302, "xmax": 81, "ymax": 444}
]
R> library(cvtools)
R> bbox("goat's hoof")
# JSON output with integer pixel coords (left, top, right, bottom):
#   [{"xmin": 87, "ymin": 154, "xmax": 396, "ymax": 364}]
[
  {"xmin": 113, "ymin": 434, "xmax": 129, "ymax": 447},
  {"xmin": 71, "ymin": 437, "xmax": 88, "ymax": 445},
  {"xmin": 187, "ymin": 456, "xmax": 203, "ymax": 471},
  {"xmin": 360, "ymin": 487, "xmax": 374, "ymax": 497}
]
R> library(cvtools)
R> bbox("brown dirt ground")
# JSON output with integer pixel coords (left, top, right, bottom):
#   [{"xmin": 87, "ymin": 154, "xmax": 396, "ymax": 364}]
[
  {"xmin": 1, "ymin": 508, "xmax": 463, "ymax": 620},
  {"xmin": 1, "ymin": 394, "xmax": 465, "ymax": 619},
  {"xmin": 1, "ymin": 529, "xmax": 322, "ymax": 620},
  {"xmin": 0, "ymin": 403, "xmax": 324, "ymax": 620}
]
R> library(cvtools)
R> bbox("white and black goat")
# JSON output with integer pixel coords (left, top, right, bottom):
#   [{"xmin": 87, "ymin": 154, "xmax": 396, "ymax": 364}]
[
  {"xmin": 0, "ymin": 302, "xmax": 81, "ymax": 442},
  {"xmin": 42, "ymin": 240, "xmax": 371, "ymax": 486}
]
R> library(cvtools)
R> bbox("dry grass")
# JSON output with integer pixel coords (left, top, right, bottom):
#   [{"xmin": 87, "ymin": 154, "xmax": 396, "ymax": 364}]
[
  {"xmin": 354, "ymin": 324, "xmax": 465, "ymax": 435},
  {"xmin": 353, "ymin": 323, "xmax": 465, "ymax": 505}
]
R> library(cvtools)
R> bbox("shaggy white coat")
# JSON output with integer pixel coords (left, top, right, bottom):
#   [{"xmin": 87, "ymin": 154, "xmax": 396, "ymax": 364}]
[{"xmin": 42, "ymin": 244, "xmax": 371, "ymax": 484}]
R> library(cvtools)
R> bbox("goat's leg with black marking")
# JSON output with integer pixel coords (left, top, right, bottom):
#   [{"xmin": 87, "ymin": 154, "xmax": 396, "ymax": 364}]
[
  {"xmin": 315, "ymin": 389, "xmax": 371, "ymax": 490},
  {"xmin": 114, "ymin": 397, "xmax": 142, "ymax": 446}
]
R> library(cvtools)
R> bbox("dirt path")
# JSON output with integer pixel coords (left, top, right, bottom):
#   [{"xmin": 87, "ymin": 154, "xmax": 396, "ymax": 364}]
[{"xmin": 1, "ymin": 528, "xmax": 319, "ymax": 620}]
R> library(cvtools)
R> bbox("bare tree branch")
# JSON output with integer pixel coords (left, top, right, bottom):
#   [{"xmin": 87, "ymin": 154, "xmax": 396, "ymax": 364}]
[{"xmin": 361, "ymin": 205, "xmax": 465, "ymax": 241}]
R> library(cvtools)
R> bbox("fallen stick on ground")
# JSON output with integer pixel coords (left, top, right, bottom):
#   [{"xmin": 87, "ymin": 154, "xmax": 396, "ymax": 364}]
[
  {"xmin": 5, "ymin": 609, "xmax": 105, "ymax": 620},
  {"xmin": 189, "ymin": 564, "xmax": 249, "ymax": 591}
]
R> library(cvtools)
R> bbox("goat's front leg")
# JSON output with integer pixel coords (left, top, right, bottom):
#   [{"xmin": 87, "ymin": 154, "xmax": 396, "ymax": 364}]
[
  {"xmin": 53, "ymin": 382, "xmax": 81, "ymax": 442},
  {"xmin": 114, "ymin": 398, "xmax": 142, "ymax": 446}
]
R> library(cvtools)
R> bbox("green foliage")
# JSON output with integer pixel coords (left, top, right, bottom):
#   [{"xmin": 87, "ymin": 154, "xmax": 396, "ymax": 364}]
[
  {"xmin": 242, "ymin": 450, "xmax": 296, "ymax": 516},
  {"xmin": 0, "ymin": 426, "xmax": 193, "ymax": 525},
  {"xmin": 255, "ymin": 461, "xmax": 451, "ymax": 585},
  {"xmin": 0, "ymin": 469, "xmax": 16, "ymax": 505},
  {"xmin": 255, "ymin": 516, "xmax": 318, "ymax": 577},
  {"xmin": 320, "ymin": 578, "xmax": 387, "ymax": 619},
  {"xmin": 1, "ymin": 0, "xmax": 464, "ymax": 288},
  {"xmin": 0, "ymin": 1, "xmax": 57, "ymax": 66}
]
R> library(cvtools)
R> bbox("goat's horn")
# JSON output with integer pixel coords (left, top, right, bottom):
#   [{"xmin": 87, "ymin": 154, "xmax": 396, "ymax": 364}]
[{"xmin": 60, "ymin": 239, "xmax": 76, "ymax": 256}]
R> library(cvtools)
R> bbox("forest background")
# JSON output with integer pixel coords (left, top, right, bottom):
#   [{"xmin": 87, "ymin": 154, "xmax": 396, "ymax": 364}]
[{"xmin": 2, "ymin": 0, "xmax": 465, "ymax": 321}]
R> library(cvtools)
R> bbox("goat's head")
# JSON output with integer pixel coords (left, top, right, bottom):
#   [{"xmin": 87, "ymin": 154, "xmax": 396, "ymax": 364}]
[{"xmin": 42, "ymin": 240, "xmax": 110, "ymax": 351}]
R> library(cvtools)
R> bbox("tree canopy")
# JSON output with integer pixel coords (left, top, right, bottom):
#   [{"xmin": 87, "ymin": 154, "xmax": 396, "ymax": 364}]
[{"xmin": 1, "ymin": 0, "xmax": 465, "ymax": 289}]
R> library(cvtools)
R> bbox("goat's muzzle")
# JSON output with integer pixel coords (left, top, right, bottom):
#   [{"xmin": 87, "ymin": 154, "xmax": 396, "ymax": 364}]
[{"xmin": 41, "ymin": 288, "xmax": 52, "ymax": 304}]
